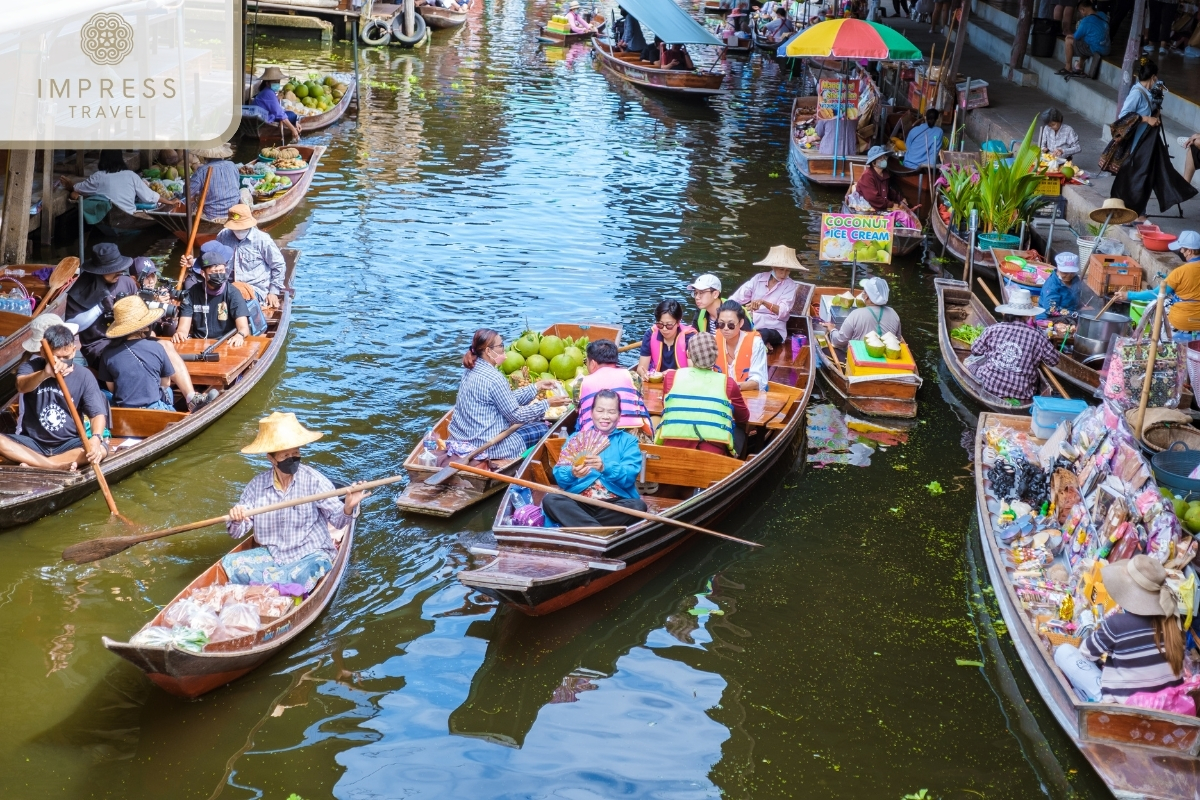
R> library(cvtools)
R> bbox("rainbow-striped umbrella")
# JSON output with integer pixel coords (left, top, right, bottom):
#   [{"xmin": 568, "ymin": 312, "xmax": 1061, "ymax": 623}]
[{"xmin": 777, "ymin": 19, "xmax": 922, "ymax": 61}]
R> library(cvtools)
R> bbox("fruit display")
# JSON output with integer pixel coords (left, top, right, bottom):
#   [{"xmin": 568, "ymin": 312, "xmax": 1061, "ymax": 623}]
[
  {"xmin": 145, "ymin": 178, "xmax": 184, "ymax": 201},
  {"xmin": 863, "ymin": 331, "xmax": 886, "ymax": 359},
  {"xmin": 829, "ymin": 291, "xmax": 862, "ymax": 309},
  {"xmin": 142, "ymin": 165, "xmax": 181, "ymax": 181},
  {"xmin": 239, "ymin": 161, "xmax": 275, "ymax": 176},
  {"xmin": 882, "ymin": 331, "xmax": 902, "ymax": 360},
  {"xmin": 546, "ymin": 14, "xmax": 571, "ymax": 34},
  {"xmin": 261, "ymin": 147, "xmax": 299, "ymax": 161},
  {"xmin": 500, "ymin": 329, "xmax": 590, "ymax": 382},
  {"xmin": 278, "ymin": 74, "xmax": 349, "ymax": 116},
  {"xmin": 251, "ymin": 172, "xmax": 292, "ymax": 198},
  {"xmin": 274, "ymin": 157, "xmax": 307, "ymax": 171}
]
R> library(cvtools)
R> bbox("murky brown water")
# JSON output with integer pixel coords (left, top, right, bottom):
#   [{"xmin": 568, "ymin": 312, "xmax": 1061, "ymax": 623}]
[{"xmin": 0, "ymin": 4, "xmax": 1112, "ymax": 798}]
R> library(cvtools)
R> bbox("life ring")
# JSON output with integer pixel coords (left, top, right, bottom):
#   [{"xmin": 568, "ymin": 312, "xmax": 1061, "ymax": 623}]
[
  {"xmin": 390, "ymin": 11, "xmax": 427, "ymax": 46},
  {"xmin": 360, "ymin": 18, "xmax": 392, "ymax": 46}
]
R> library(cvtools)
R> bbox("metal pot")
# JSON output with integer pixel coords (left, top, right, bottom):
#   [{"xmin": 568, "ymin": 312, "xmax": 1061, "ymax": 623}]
[
  {"xmin": 1075, "ymin": 311, "xmax": 1130, "ymax": 346},
  {"xmin": 1073, "ymin": 333, "xmax": 1110, "ymax": 357}
]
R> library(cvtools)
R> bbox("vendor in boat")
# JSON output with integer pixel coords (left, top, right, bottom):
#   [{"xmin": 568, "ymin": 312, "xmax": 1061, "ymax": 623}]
[
  {"xmin": 253, "ymin": 66, "xmax": 302, "ymax": 142},
  {"xmin": 101, "ymin": 296, "xmax": 219, "ymax": 413},
  {"xmin": 965, "ymin": 287, "xmax": 1059, "ymax": 401},
  {"xmin": 729, "ymin": 245, "xmax": 805, "ymax": 351},
  {"xmin": 58, "ymin": 149, "xmax": 162, "ymax": 215},
  {"xmin": 828, "ymin": 277, "xmax": 901, "ymax": 350},
  {"xmin": 1077, "ymin": 555, "xmax": 1185, "ymax": 704},
  {"xmin": 761, "ymin": 7, "xmax": 796, "ymax": 41},
  {"xmin": 181, "ymin": 204, "xmax": 285, "ymax": 309},
  {"xmin": 715, "ymin": 300, "xmax": 768, "ymax": 392},
  {"xmin": 813, "ymin": 112, "xmax": 858, "ymax": 158},
  {"xmin": 447, "ymin": 328, "xmax": 569, "ymax": 460},
  {"xmin": 1038, "ymin": 253, "xmax": 1082, "ymax": 315},
  {"xmin": 1115, "ymin": 230, "xmax": 1200, "ymax": 343},
  {"xmin": 172, "ymin": 244, "xmax": 252, "ymax": 348},
  {"xmin": 855, "ymin": 146, "xmax": 905, "ymax": 212},
  {"xmin": 544, "ymin": 390, "xmax": 648, "ymax": 529},
  {"xmin": 565, "ymin": 1, "xmax": 600, "ymax": 34},
  {"xmin": 657, "ymin": 333, "xmax": 750, "ymax": 457},
  {"xmin": 188, "ymin": 144, "xmax": 242, "ymax": 220},
  {"xmin": 902, "ymin": 108, "xmax": 943, "ymax": 169},
  {"xmin": 576, "ymin": 339, "xmax": 651, "ymax": 434},
  {"xmin": 0, "ymin": 321, "xmax": 108, "ymax": 471},
  {"xmin": 66, "ymin": 243, "xmax": 140, "ymax": 368},
  {"xmin": 225, "ymin": 412, "xmax": 368, "ymax": 593},
  {"xmin": 636, "ymin": 299, "xmax": 696, "ymax": 378}
]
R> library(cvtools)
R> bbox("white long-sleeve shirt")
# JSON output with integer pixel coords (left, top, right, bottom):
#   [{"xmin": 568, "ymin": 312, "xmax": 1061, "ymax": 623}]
[{"xmin": 1037, "ymin": 124, "xmax": 1082, "ymax": 157}]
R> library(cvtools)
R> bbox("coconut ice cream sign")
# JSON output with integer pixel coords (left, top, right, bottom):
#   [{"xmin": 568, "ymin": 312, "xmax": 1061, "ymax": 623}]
[{"xmin": 0, "ymin": 1, "xmax": 241, "ymax": 146}]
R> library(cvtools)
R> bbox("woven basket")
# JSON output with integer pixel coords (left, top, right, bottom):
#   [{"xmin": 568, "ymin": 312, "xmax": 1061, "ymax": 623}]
[
  {"xmin": 1036, "ymin": 614, "xmax": 1083, "ymax": 649},
  {"xmin": 1151, "ymin": 441, "xmax": 1200, "ymax": 493},
  {"xmin": 1143, "ymin": 423, "xmax": 1200, "ymax": 454}
]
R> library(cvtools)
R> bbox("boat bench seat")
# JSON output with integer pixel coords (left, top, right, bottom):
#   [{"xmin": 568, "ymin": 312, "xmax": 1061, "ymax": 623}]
[
  {"xmin": 109, "ymin": 407, "xmax": 188, "ymax": 438},
  {"xmin": 541, "ymin": 439, "xmax": 741, "ymax": 491},
  {"xmin": 0, "ymin": 309, "xmax": 33, "ymax": 339}
]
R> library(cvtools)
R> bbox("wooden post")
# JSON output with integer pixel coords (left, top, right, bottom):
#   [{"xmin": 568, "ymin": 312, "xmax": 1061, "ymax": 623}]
[
  {"xmin": 0, "ymin": 150, "xmax": 36, "ymax": 265},
  {"xmin": 405, "ymin": 0, "xmax": 415, "ymax": 37},
  {"xmin": 1116, "ymin": 0, "xmax": 1147, "ymax": 117},
  {"xmin": 1008, "ymin": 0, "xmax": 1034, "ymax": 78},
  {"xmin": 1133, "ymin": 283, "xmax": 1167, "ymax": 443},
  {"xmin": 939, "ymin": 1, "xmax": 971, "ymax": 114},
  {"xmin": 40, "ymin": 148, "xmax": 55, "ymax": 247}
]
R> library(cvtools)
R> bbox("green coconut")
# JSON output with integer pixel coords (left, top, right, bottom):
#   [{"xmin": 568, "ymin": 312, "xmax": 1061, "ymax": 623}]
[
  {"xmin": 514, "ymin": 333, "xmax": 540, "ymax": 359},
  {"xmin": 1172, "ymin": 497, "xmax": 1189, "ymax": 518},
  {"xmin": 539, "ymin": 372, "xmax": 555, "ymax": 382},
  {"xmin": 865, "ymin": 341, "xmax": 886, "ymax": 358},
  {"xmin": 500, "ymin": 351, "xmax": 525, "ymax": 375},
  {"xmin": 1184, "ymin": 507, "xmax": 1200, "ymax": 534},
  {"xmin": 564, "ymin": 346, "xmax": 585, "ymax": 368},
  {"xmin": 539, "ymin": 335, "xmax": 566, "ymax": 360},
  {"xmin": 885, "ymin": 344, "xmax": 902, "ymax": 360},
  {"xmin": 550, "ymin": 353, "xmax": 577, "ymax": 380},
  {"xmin": 525, "ymin": 354, "xmax": 549, "ymax": 375}
]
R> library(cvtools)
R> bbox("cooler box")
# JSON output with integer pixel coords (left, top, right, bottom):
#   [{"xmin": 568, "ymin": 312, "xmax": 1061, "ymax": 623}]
[
  {"xmin": 846, "ymin": 340, "xmax": 917, "ymax": 376},
  {"xmin": 1030, "ymin": 396, "xmax": 1088, "ymax": 438}
]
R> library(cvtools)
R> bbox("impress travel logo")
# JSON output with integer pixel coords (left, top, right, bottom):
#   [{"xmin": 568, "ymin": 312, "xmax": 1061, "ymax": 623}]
[{"xmin": 0, "ymin": 1, "xmax": 241, "ymax": 146}]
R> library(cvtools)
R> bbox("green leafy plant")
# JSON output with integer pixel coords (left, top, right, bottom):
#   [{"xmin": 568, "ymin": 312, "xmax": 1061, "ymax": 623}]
[
  {"xmin": 975, "ymin": 118, "xmax": 1045, "ymax": 235},
  {"xmin": 941, "ymin": 165, "xmax": 979, "ymax": 231},
  {"xmin": 903, "ymin": 791, "xmax": 931, "ymax": 800}
]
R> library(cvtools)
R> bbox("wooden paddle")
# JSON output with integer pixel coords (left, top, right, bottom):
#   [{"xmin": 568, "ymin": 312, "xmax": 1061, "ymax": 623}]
[
  {"xmin": 176, "ymin": 169, "xmax": 212, "ymax": 291},
  {"xmin": 40, "ymin": 339, "xmax": 121, "ymax": 517},
  {"xmin": 62, "ymin": 473, "xmax": 404, "ymax": 564},
  {"xmin": 423, "ymin": 423, "xmax": 523, "ymax": 486},
  {"xmin": 30, "ymin": 257, "xmax": 79, "ymax": 318},
  {"xmin": 617, "ymin": 341, "xmax": 641, "ymax": 353},
  {"xmin": 975, "ymin": 277, "xmax": 1072, "ymax": 400},
  {"xmin": 447, "ymin": 461, "xmax": 762, "ymax": 548},
  {"xmin": 1132, "ymin": 284, "xmax": 1167, "ymax": 444}
]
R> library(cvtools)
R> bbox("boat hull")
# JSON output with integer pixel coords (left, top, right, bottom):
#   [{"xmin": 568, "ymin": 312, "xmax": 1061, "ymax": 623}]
[
  {"xmin": 419, "ymin": 5, "xmax": 468, "ymax": 29},
  {"xmin": 788, "ymin": 97, "xmax": 864, "ymax": 187},
  {"xmin": 931, "ymin": 208, "xmax": 996, "ymax": 277},
  {"xmin": 592, "ymin": 40, "xmax": 725, "ymax": 97},
  {"xmin": 0, "ymin": 269, "xmax": 72, "ymax": 382}
]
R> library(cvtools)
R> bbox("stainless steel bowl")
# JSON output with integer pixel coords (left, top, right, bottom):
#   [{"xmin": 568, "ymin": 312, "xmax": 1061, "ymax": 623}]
[
  {"xmin": 1076, "ymin": 311, "xmax": 1130, "ymax": 344},
  {"xmin": 1072, "ymin": 333, "xmax": 1110, "ymax": 357}
]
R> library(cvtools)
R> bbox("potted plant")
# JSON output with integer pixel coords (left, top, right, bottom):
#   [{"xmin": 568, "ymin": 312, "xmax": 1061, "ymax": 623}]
[
  {"xmin": 975, "ymin": 119, "xmax": 1046, "ymax": 250},
  {"xmin": 940, "ymin": 165, "xmax": 980, "ymax": 233}
]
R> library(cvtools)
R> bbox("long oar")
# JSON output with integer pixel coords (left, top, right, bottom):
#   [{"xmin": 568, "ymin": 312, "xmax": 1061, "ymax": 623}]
[
  {"xmin": 448, "ymin": 461, "xmax": 762, "ymax": 548},
  {"xmin": 423, "ymin": 423, "xmax": 523, "ymax": 486},
  {"xmin": 30, "ymin": 257, "xmax": 79, "ymax": 318},
  {"xmin": 975, "ymin": 277, "xmax": 1071, "ymax": 399},
  {"xmin": 62, "ymin": 473, "xmax": 405, "ymax": 564},
  {"xmin": 41, "ymin": 340, "xmax": 122, "ymax": 518},
  {"xmin": 176, "ymin": 169, "xmax": 212, "ymax": 292},
  {"xmin": 617, "ymin": 341, "xmax": 641, "ymax": 353}
]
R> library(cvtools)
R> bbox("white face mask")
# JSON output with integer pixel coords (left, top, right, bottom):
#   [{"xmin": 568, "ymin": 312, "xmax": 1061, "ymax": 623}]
[{"xmin": 232, "ymin": 228, "xmax": 250, "ymax": 241}]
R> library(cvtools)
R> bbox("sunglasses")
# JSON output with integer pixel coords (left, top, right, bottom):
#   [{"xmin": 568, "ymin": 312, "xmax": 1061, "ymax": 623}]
[
  {"xmin": 656, "ymin": 319, "xmax": 678, "ymax": 329},
  {"xmin": 715, "ymin": 321, "xmax": 739, "ymax": 330}
]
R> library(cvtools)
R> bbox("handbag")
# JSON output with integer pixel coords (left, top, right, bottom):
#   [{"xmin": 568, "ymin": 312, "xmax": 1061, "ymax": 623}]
[{"xmin": 1099, "ymin": 111, "xmax": 1141, "ymax": 175}]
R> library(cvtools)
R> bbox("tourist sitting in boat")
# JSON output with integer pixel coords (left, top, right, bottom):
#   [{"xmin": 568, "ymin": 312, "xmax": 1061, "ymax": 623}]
[
  {"xmin": 1077, "ymin": 556, "xmax": 1185, "ymax": 704},
  {"xmin": 188, "ymin": 144, "xmax": 243, "ymax": 220},
  {"xmin": 1038, "ymin": 253, "xmax": 1082, "ymax": 314},
  {"xmin": 642, "ymin": 36, "xmax": 666, "ymax": 64},
  {"xmin": 813, "ymin": 113, "xmax": 858, "ymax": 157},
  {"xmin": 101, "ymin": 296, "xmax": 219, "ymax": 413},
  {"xmin": 225, "ymin": 412, "xmax": 368, "ymax": 593},
  {"xmin": 576, "ymin": 339, "xmax": 651, "ymax": 434},
  {"xmin": 657, "ymin": 333, "xmax": 749, "ymax": 457},
  {"xmin": 636, "ymin": 299, "xmax": 696, "ymax": 378},
  {"xmin": 690, "ymin": 273, "xmax": 751, "ymax": 334},
  {"xmin": 544, "ymin": 390, "xmax": 648, "ymax": 529},
  {"xmin": 447, "ymin": 328, "xmax": 569, "ymax": 461},
  {"xmin": 179, "ymin": 205, "xmax": 284, "ymax": 308},
  {"xmin": 66, "ymin": 243, "xmax": 140, "ymax": 368},
  {"xmin": 59, "ymin": 149, "xmax": 162, "ymax": 215},
  {"xmin": 253, "ymin": 66, "xmax": 301, "ymax": 142},
  {"xmin": 965, "ymin": 288, "xmax": 1059, "ymax": 401},
  {"xmin": 761, "ymin": 7, "xmax": 796, "ymax": 41},
  {"xmin": 565, "ymin": 0, "xmax": 599, "ymax": 33},
  {"xmin": 729, "ymin": 245, "xmax": 805, "ymax": 351},
  {"xmin": 0, "ymin": 320, "xmax": 108, "ymax": 471},
  {"xmin": 715, "ymin": 301, "xmax": 768, "ymax": 391},
  {"xmin": 1115, "ymin": 230, "xmax": 1200, "ymax": 343},
  {"xmin": 662, "ymin": 43, "xmax": 695, "ymax": 70},
  {"xmin": 828, "ymin": 277, "xmax": 901, "ymax": 350},
  {"xmin": 902, "ymin": 108, "xmax": 943, "ymax": 169},
  {"xmin": 172, "ymin": 245, "xmax": 252, "ymax": 348},
  {"xmin": 617, "ymin": 11, "xmax": 647, "ymax": 53},
  {"xmin": 856, "ymin": 146, "xmax": 905, "ymax": 212}
]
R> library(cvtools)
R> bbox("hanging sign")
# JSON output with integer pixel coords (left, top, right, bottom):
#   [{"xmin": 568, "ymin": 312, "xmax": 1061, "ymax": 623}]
[
  {"xmin": 820, "ymin": 213, "xmax": 894, "ymax": 263},
  {"xmin": 816, "ymin": 78, "xmax": 860, "ymax": 120}
]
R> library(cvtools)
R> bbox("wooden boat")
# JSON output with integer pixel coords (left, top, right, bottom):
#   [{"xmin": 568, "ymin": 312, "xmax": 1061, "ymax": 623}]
[
  {"xmin": 539, "ymin": 13, "xmax": 604, "ymax": 46},
  {"xmin": 248, "ymin": 76, "xmax": 357, "ymax": 144},
  {"xmin": 419, "ymin": 2, "xmax": 469, "ymax": 29},
  {"xmin": 103, "ymin": 515, "xmax": 355, "ymax": 698},
  {"xmin": 0, "ymin": 266, "xmax": 75, "ymax": 382},
  {"xmin": 592, "ymin": 40, "xmax": 726, "ymax": 97},
  {"xmin": 809, "ymin": 286, "xmax": 920, "ymax": 419},
  {"xmin": 458, "ymin": 313, "xmax": 817, "ymax": 615},
  {"xmin": 788, "ymin": 96, "xmax": 865, "ymax": 187},
  {"xmin": 935, "ymin": 278, "xmax": 1053, "ymax": 413},
  {"xmin": 887, "ymin": 163, "xmax": 934, "ymax": 224},
  {"xmin": 394, "ymin": 321, "xmax": 624, "ymax": 517},
  {"xmin": 974, "ymin": 413, "xmax": 1200, "ymax": 798},
  {"xmin": 145, "ymin": 147, "xmax": 325, "ymax": 244},
  {"xmin": 930, "ymin": 206, "xmax": 996, "ymax": 277},
  {"xmin": 750, "ymin": 20, "xmax": 789, "ymax": 51},
  {"xmin": 0, "ymin": 250, "xmax": 299, "ymax": 530},
  {"xmin": 703, "ymin": 0, "xmax": 732, "ymax": 13},
  {"xmin": 842, "ymin": 164, "xmax": 923, "ymax": 257}
]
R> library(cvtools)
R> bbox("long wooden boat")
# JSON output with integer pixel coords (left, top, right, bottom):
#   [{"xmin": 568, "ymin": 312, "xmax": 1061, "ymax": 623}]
[
  {"xmin": 842, "ymin": 164, "xmax": 923, "ymax": 257},
  {"xmin": 249, "ymin": 76, "xmax": 357, "ymax": 144},
  {"xmin": 788, "ymin": 97, "xmax": 865, "ymax": 187},
  {"xmin": 0, "ymin": 266, "xmax": 75, "ymax": 382},
  {"xmin": 931, "ymin": 202, "xmax": 997, "ymax": 277},
  {"xmin": 592, "ymin": 40, "xmax": 726, "ymax": 97},
  {"xmin": 144, "ymin": 147, "xmax": 325, "ymax": 244},
  {"xmin": 419, "ymin": 3, "xmax": 469, "ymax": 29},
  {"xmin": 935, "ymin": 278, "xmax": 1053, "ymax": 413},
  {"xmin": 0, "ymin": 251, "xmax": 299, "ymax": 530},
  {"xmin": 703, "ymin": 1, "xmax": 732, "ymax": 13},
  {"xmin": 395, "ymin": 322, "xmax": 623, "ymax": 517},
  {"xmin": 975, "ymin": 413, "xmax": 1200, "ymax": 798},
  {"xmin": 750, "ymin": 20, "xmax": 789, "ymax": 51},
  {"xmin": 809, "ymin": 286, "xmax": 920, "ymax": 419},
  {"xmin": 458, "ymin": 313, "xmax": 817, "ymax": 615},
  {"xmin": 103, "ymin": 515, "xmax": 355, "ymax": 698}
]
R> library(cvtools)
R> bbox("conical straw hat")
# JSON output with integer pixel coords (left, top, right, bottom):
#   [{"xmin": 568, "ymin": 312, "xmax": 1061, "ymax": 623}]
[
  {"xmin": 753, "ymin": 244, "xmax": 808, "ymax": 270},
  {"xmin": 241, "ymin": 412, "xmax": 324, "ymax": 454},
  {"xmin": 105, "ymin": 295, "xmax": 164, "ymax": 338}
]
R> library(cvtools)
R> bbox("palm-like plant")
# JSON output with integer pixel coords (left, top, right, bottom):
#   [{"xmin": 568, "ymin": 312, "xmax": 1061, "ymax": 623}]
[
  {"xmin": 941, "ymin": 166, "xmax": 979, "ymax": 231},
  {"xmin": 975, "ymin": 119, "xmax": 1045, "ymax": 235}
]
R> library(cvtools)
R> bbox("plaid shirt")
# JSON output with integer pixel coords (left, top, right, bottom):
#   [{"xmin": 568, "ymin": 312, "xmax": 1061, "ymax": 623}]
[
  {"xmin": 447, "ymin": 360, "xmax": 548, "ymax": 460},
  {"xmin": 968, "ymin": 321, "xmax": 1060, "ymax": 401},
  {"xmin": 226, "ymin": 464, "xmax": 352, "ymax": 564}
]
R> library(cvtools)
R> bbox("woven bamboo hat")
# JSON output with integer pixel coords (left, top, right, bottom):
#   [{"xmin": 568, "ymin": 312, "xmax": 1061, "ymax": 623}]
[
  {"xmin": 1088, "ymin": 198, "xmax": 1138, "ymax": 226},
  {"xmin": 753, "ymin": 244, "xmax": 808, "ymax": 271},
  {"xmin": 241, "ymin": 412, "xmax": 324, "ymax": 454},
  {"xmin": 105, "ymin": 295, "xmax": 164, "ymax": 338},
  {"xmin": 259, "ymin": 66, "xmax": 287, "ymax": 83},
  {"xmin": 1102, "ymin": 555, "xmax": 1176, "ymax": 617},
  {"xmin": 193, "ymin": 143, "xmax": 233, "ymax": 160}
]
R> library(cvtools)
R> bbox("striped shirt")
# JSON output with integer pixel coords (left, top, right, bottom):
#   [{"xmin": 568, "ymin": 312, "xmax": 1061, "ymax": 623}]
[
  {"xmin": 189, "ymin": 160, "xmax": 243, "ymax": 219},
  {"xmin": 226, "ymin": 464, "xmax": 353, "ymax": 564},
  {"xmin": 1079, "ymin": 612, "xmax": 1183, "ymax": 703},
  {"xmin": 447, "ymin": 361, "xmax": 548, "ymax": 460}
]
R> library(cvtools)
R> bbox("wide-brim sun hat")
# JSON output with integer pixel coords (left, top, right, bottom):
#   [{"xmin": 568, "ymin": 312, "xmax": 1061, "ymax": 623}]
[
  {"xmin": 866, "ymin": 145, "xmax": 892, "ymax": 164},
  {"xmin": 23, "ymin": 314, "xmax": 79, "ymax": 352},
  {"xmin": 859, "ymin": 276, "xmax": 889, "ymax": 305},
  {"xmin": 193, "ymin": 143, "xmax": 234, "ymax": 160},
  {"xmin": 105, "ymin": 295, "xmax": 165, "ymax": 338},
  {"xmin": 241, "ymin": 411, "xmax": 325, "ymax": 454},
  {"xmin": 995, "ymin": 286, "xmax": 1046, "ymax": 317},
  {"xmin": 1102, "ymin": 554, "xmax": 1176, "ymax": 617},
  {"xmin": 259, "ymin": 66, "xmax": 287, "ymax": 83},
  {"xmin": 224, "ymin": 203, "xmax": 259, "ymax": 231},
  {"xmin": 1088, "ymin": 198, "xmax": 1138, "ymax": 226},
  {"xmin": 1168, "ymin": 230, "xmax": 1200, "ymax": 251},
  {"xmin": 687, "ymin": 332, "xmax": 719, "ymax": 369},
  {"xmin": 82, "ymin": 242, "xmax": 133, "ymax": 275},
  {"xmin": 754, "ymin": 244, "xmax": 808, "ymax": 271}
]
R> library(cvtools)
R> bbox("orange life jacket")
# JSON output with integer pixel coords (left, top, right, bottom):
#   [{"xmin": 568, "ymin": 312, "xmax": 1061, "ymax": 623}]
[{"xmin": 715, "ymin": 331, "xmax": 758, "ymax": 383}]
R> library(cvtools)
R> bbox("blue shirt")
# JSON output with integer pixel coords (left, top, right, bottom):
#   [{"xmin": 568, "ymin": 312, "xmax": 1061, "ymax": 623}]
[
  {"xmin": 189, "ymin": 160, "xmax": 242, "ymax": 219},
  {"xmin": 1073, "ymin": 12, "xmax": 1110, "ymax": 57},
  {"xmin": 903, "ymin": 123, "xmax": 942, "ymax": 168},
  {"xmin": 1038, "ymin": 272, "xmax": 1081, "ymax": 313},
  {"xmin": 253, "ymin": 88, "xmax": 288, "ymax": 124},
  {"xmin": 552, "ymin": 429, "xmax": 642, "ymax": 499}
]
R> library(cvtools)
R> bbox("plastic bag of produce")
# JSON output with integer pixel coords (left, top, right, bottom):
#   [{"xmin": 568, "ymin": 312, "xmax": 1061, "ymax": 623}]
[
  {"xmin": 170, "ymin": 627, "xmax": 210, "ymax": 653},
  {"xmin": 217, "ymin": 603, "xmax": 261, "ymax": 639},
  {"xmin": 163, "ymin": 599, "xmax": 202, "ymax": 628},
  {"xmin": 129, "ymin": 626, "xmax": 177, "ymax": 648}
]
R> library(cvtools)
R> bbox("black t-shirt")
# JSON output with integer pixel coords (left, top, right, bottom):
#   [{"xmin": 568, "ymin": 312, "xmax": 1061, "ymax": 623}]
[
  {"xmin": 180, "ymin": 281, "xmax": 249, "ymax": 339},
  {"xmin": 16, "ymin": 358, "xmax": 109, "ymax": 450},
  {"xmin": 99, "ymin": 338, "xmax": 174, "ymax": 408}
]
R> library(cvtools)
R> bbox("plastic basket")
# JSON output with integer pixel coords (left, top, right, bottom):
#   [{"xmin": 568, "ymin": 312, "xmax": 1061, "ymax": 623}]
[
  {"xmin": 1151, "ymin": 441, "xmax": 1200, "ymax": 493},
  {"xmin": 1188, "ymin": 341, "xmax": 1200, "ymax": 404},
  {"xmin": 978, "ymin": 232, "xmax": 1021, "ymax": 251}
]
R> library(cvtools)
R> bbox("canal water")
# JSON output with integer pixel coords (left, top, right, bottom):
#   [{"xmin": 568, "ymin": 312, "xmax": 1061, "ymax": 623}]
[{"xmin": 0, "ymin": 4, "xmax": 1111, "ymax": 798}]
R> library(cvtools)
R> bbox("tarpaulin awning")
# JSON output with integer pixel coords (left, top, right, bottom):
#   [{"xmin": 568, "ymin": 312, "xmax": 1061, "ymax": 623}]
[
  {"xmin": 777, "ymin": 19, "xmax": 923, "ymax": 60},
  {"xmin": 617, "ymin": 0, "xmax": 723, "ymax": 46}
]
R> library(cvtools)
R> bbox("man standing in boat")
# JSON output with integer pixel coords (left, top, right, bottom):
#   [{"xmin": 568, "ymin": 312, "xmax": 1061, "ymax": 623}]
[{"xmin": 225, "ymin": 412, "xmax": 368, "ymax": 592}]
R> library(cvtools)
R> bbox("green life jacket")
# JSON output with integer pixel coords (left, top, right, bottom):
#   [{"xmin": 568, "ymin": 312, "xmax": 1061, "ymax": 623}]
[
  {"xmin": 655, "ymin": 367, "xmax": 736, "ymax": 455},
  {"xmin": 697, "ymin": 300, "xmax": 753, "ymax": 334}
]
